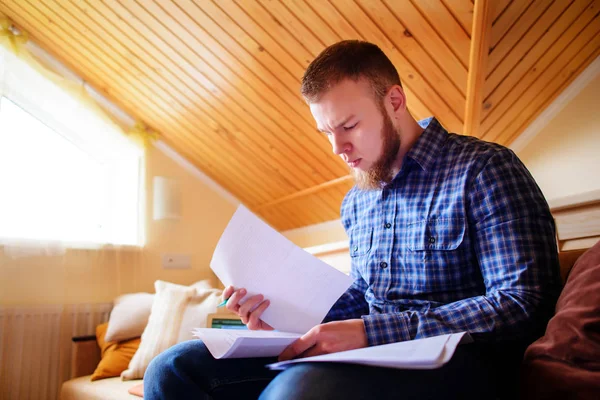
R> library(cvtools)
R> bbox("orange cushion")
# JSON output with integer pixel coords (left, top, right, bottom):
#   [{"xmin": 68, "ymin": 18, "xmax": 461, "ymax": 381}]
[{"xmin": 91, "ymin": 322, "xmax": 141, "ymax": 381}]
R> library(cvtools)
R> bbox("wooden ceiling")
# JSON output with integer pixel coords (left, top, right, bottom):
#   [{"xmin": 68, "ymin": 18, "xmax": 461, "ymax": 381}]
[{"xmin": 1, "ymin": 0, "xmax": 598, "ymax": 231}]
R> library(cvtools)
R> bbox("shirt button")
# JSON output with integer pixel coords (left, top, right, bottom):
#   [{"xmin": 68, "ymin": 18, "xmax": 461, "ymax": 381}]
[
  {"xmin": 384, "ymin": 223, "xmax": 392, "ymax": 229},
  {"xmin": 380, "ymin": 261, "xmax": 388, "ymax": 269},
  {"xmin": 353, "ymin": 246, "xmax": 359, "ymax": 252},
  {"xmin": 429, "ymin": 237, "xmax": 436, "ymax": 244}
]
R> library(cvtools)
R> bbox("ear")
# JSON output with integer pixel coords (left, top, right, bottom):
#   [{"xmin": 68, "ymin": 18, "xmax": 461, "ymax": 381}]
[{"xmin": 386, "ymin": 85, "xmax": 407, "ymax": 117}]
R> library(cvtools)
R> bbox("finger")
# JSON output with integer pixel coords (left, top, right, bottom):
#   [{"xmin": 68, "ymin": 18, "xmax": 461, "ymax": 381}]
[
  {"xmin": 260, "ymin": 321, "xmax": 275, "ymax": 331},
  {"xmin": 238, "ymin": 294, "xmax": 264, "ymax": 323},
  {"xmin": 247, "ymin": 299, "xmax": 270, "ymax": 330},
  {"xmin": 225, "ymin": 288, "xmax": 246, "ymax": 313},
  {"xmin": 298, "ymin": 343, "xmax": 326, "ymax": 359},
  {"xmin": 222, "ymin": 286, "xmax": 235, "ymax": 300},
  {"xmin": 278, "ymin": 330, "xmax": 317, "ymax": 361}
]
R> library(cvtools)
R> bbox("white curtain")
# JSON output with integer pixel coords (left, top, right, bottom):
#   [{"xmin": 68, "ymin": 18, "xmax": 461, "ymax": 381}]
[{"xmin": 0, "ymin": 23, "xmax": 145, "ymax": 256}]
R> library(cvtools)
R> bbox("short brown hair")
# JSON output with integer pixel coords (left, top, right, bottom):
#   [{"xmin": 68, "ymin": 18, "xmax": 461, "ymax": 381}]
[{"xmin": 301, "ymin": 40, "xmax": 401, "ymax": 103}]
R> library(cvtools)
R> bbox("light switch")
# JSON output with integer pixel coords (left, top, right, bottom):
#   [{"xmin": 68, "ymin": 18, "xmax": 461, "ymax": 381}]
[{"xmin": 162, "ymin": 253, "xmax": 191, "ymax": 269}]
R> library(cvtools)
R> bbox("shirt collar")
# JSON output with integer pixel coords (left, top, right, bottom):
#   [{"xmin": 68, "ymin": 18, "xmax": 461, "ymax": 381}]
[{"xmin": 404, "ymin": 117, "xmax": 448, "ymax": 172}]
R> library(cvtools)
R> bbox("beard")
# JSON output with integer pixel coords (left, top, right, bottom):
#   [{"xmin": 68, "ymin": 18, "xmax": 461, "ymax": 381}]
[{"xmin": 351, "ymin": 111, "xmax": 401, "ymax": 190}]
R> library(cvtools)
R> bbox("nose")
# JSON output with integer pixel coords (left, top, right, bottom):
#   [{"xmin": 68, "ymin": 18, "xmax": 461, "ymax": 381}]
[{"xmin": 330, "ymin": 133, "xmax": 348, "ymax": 156}]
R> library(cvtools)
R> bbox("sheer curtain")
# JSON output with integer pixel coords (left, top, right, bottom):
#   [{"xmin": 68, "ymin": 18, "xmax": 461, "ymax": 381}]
[
  {"xmin": 0, "ymin": 18, "xmax": 147, "ymax": 257},
  {"xmin": 0, "ymin": 19, "xmax": 155, "ymax": 399}
]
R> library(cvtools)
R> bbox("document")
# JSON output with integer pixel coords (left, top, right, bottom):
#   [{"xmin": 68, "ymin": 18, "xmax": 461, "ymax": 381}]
[
  {"xmin": 266, "ymin": 332, "xmax": 468, "ymax": 370},
  {"xmin": 210, "ymin": 205, "xmax": 353, "ymax": 334},
  {"xmin": 198, "ymin": 206, "xmax": 469, "ymax": 368},
  {"xmin": 193, "ymin": 328, "xmax": 301, "ymax": 359}
]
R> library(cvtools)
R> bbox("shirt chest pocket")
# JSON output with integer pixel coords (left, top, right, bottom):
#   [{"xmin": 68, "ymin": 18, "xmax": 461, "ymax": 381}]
[
  {"xmin": 349, "ymin": 227, "xmax": 374, "ymax": 257},
  {"xmin": 348, "ymin": 227, "xmax": 374, "ymax": 282},
  {"xmin": 405, "ymin": 218, "xmax": 466, "ymax": 292}
]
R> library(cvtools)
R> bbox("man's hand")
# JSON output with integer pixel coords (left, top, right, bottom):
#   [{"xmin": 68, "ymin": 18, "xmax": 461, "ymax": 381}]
[
  {"xmin": 278, "ymin": 319, "xmax": 368, "ymax": 361},
  {"xmin": 222, "ymin": 286, "xmax": 274, "ymax": 331}
]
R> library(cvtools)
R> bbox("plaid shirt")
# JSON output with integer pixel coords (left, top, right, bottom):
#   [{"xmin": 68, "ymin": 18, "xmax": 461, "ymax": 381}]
[{"xmin": 325, "ymin": 117, "xmax": 561, "ymax": 346}]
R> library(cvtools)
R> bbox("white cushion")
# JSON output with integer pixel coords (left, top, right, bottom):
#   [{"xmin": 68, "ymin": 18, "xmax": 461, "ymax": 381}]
[
  {"xmin": 177, "ymin": 288, "xmax": 222, "ymax": 343},
  {"xmin": 104, "ymin": 293, "xmax": 154, "ymax": 342},
  {"xmin": 104, "ymin": 279, "xmax": 215, "ymax": 343},
  {"xmin": 121, "ymin": 280, "xmax": 195, "ymax": 380}
]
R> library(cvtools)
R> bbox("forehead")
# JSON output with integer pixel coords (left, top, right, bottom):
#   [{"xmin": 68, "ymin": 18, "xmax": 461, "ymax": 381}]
[{"xmin": 309, "ymin": 79, "xmax": 377, "ymax": 127}]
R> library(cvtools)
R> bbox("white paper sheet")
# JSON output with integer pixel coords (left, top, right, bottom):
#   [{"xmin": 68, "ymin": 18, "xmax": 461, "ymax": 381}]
[
  {"xmin": 266, "ymin": 332, "xmax": 468, "ymax": 370},
  {"xmin": 210, "ymin": 205, "xmax": 353, "ymax": 333},
  {"xmin": 193, "ymin": 328, "xmax": 301, "ymax": 359}
]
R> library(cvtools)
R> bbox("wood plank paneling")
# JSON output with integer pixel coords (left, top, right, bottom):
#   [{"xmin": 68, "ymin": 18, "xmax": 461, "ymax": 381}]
[
  {"xmin": 167, "ymin": 1, "xmax": 323, "ymax": 135},
  {"xmin": 107, "ymin": 0, "xmax": 340, "ymax": 184},
  {"xmin": 486, "ymin": 0, "xmax": 553, "ymax": 77},
  {"xmin": 555, "ymin": 205, "xmax": 600, "ymax": 241},
  {"xmin": 482, "ymin": 0, "xmax": 597, "ymax": 122},
  {"xmin": 500, "ymin": 46, "xmax": 599, "ymax": 145},
  {"xmin": 481, "ymin": 10, "xmax": 600, "ymax": 137},
  {"xmin": 256, "ymin": 175, "xmax": 352, "ymax": 212},
  {"xmin": 217, "ymin": 0, "xmax": 308, "ymax": 77},
  {"xmin": 256, "ymin": 0, "xmax": 326, "ymax": 56},
  {"xmin": 360, "ymin": 0, "xmax": 467, "ymax": 100},
  {"xmin": 411, "ymin": 0, "xmax": 471, "ymax": 68},
  {"xmin": 264, "ymin": 181, "xmax": 353, "ymax": 231},
  {"xmin": 486, "ymin": 0, "xmax": 574, "ymax": 98},
  {"xmin": 482, "ymin": 19, "xmax": 600, "ymax": 143},
  {"xmin": 0, "ymin": 0, "xmax": 597, "ymax": 230},
  {"xmin": 491, "ymin": 0, "xmax": 533, "ymax": 49},
  {"xmin": 464, "ymin": 0, "xmax": 492, "ymax": 137},
  {"xmin": 284, "ymin": 0, "xmax": 342, "ymax": 45},
  {"xmin": 441, "ymin": 0, "xmax": 474, "ymax": 36},
  {"xmin": 491, "ymin": 0, "xmax": 512, "ymax": 23}
]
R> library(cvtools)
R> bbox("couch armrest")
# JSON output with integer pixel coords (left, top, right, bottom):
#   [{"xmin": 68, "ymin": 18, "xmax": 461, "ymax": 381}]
[{"xmin": 70, "ymin": 335, "xmax": 100, "ymax": 379}]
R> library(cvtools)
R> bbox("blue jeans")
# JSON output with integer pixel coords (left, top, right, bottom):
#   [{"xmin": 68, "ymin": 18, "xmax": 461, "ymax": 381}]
[{"xmin": 144, "ymin": 340, "xmax": 520, "ymax": 400}]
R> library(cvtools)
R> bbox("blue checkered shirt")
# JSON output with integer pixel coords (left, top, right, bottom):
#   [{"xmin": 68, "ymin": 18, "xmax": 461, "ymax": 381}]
[{"xmin": 325, "ymin": 117, "xmax": 562, "ymax": 346}]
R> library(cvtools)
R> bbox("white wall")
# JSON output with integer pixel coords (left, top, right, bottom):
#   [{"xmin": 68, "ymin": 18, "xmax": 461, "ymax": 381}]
[{"xmin": 516, "ymin": 73, "xmax": 600, "ymax": 203}]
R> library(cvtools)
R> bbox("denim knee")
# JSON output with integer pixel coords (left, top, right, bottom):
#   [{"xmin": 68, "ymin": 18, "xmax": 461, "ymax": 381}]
[
  {"xmin": 144, "ymin": 341, "xmax": 209, "ymax": 400},
  {"xmin": 145, "ymin": 340, "xmax": 277, "ymax": 400},
  {"xmin": 259, "ymin": 364, "xmax": 330, "ymax": 400}
]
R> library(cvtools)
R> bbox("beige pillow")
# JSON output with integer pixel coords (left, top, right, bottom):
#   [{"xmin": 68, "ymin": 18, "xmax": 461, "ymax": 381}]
[
  {"xmin": 105, "ymin": 279, "xmax": 214, "ymax": 343},
  {"xmin": 189, "ymin": 279, "xmax": 214, "ymax": 292},
  {"xmin": 104, "ymin": 293, "xmax": 154, "ymax": 343},
  {"xmin": 177, "ymin": 288, "xmax": 223, "ymax": 343},
  {"xmin": 121, "ymin": 280, "xmax": 195, "ymax": 380}
]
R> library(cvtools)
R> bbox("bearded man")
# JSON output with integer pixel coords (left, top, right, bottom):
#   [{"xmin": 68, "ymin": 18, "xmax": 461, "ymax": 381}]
[{"xmin": 145, "ymin": 40, "xmax": 561, "ymax": 400}]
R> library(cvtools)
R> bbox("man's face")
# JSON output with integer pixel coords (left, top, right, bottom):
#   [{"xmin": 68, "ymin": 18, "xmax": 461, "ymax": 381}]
[{"xmin": 310, "ymin": 79, "xmax": 400, "ymax": 190}]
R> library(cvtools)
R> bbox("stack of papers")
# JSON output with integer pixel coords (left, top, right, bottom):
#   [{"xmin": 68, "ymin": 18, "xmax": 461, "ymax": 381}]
[{"xmin": 267, "ymin": 332, "xmax": 468, "ymax": 370}]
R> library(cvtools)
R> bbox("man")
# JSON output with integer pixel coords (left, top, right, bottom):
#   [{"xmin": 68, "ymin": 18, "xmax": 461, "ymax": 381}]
[{"xmin": 145, "ymin": 40, "xmax": 561, "ymax": 399}]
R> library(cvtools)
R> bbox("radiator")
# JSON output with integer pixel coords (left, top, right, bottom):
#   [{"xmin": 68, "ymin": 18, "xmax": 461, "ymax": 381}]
[{"xmin": 0, "ymin": 303, "xmax": 112, "ymax": 400}]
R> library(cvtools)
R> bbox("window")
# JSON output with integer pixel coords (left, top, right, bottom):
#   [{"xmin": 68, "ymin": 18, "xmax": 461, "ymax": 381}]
[
  {"xmin": 0, "ymin": 97, "xmax": 141, "ymax": 245},
  {"xmin": 0, "ymin": 42, "xmax": 143, "ymax": 247}
]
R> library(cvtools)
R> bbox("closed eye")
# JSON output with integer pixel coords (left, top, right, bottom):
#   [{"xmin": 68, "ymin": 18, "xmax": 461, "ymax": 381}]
[{"xmin": 343, "ymin": 122, "xmax": 358, "ymax": 131}]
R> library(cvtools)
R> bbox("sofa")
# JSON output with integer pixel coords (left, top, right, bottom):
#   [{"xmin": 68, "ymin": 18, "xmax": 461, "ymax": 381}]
[
  {"xmin": 61, "ymin": 335, "xmax": 143, "ymax": 400},
  {"xmin": 61, "ymin": 244, "xmax": 600, "ymax": 400},
  {"xmin": 61, "ymin": 279, "xmax": 225, "ymax": 400},
  {"xmin": 520, "ymin": 242, "xmax": 600, "ymax": 399}
]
